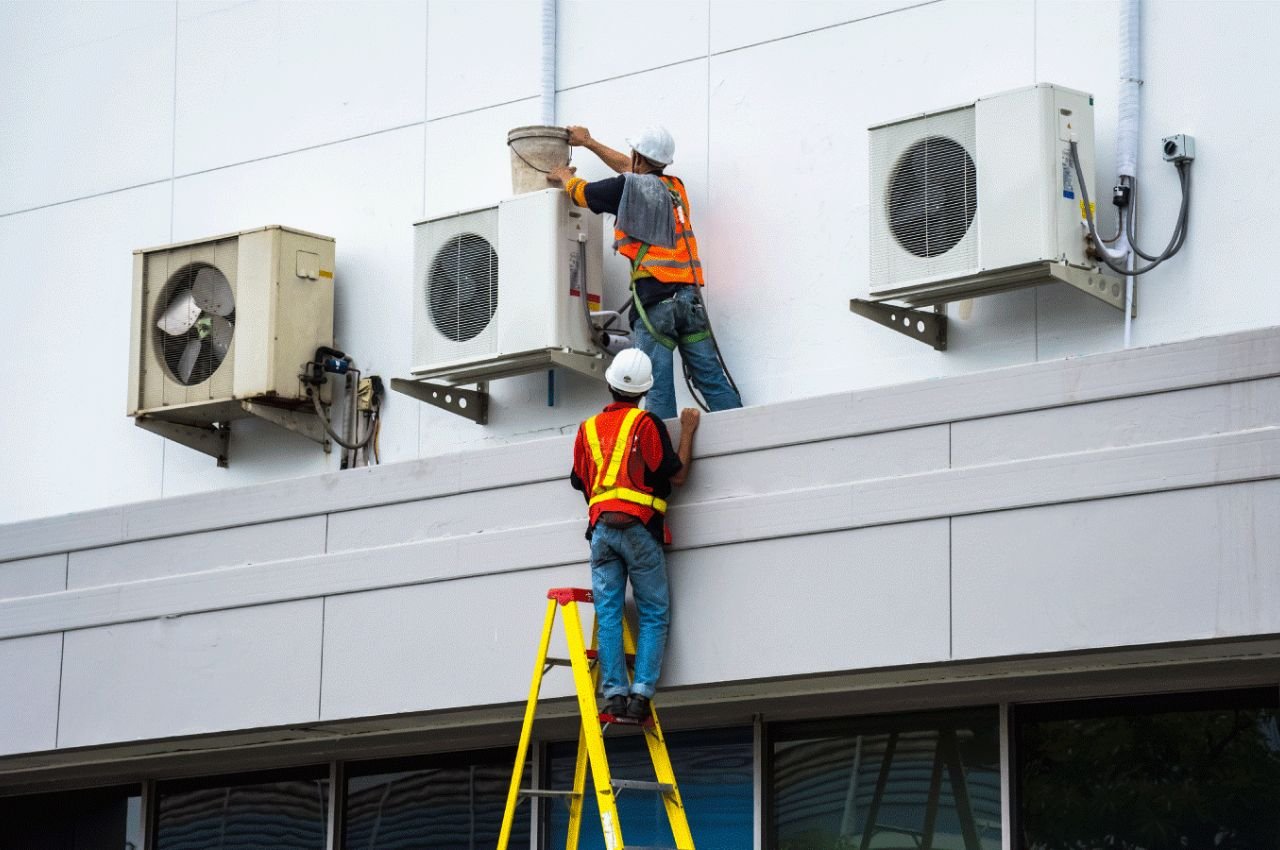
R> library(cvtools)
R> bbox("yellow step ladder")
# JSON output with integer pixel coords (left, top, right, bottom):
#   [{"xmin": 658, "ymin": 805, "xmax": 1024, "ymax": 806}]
[{"xmin": 496, "ymin": 587, "xmax": 695, "ymax": 850}]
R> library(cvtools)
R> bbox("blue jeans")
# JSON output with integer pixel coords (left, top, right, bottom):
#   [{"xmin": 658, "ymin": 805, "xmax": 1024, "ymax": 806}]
[
  {"xmin": 632, "ymin": 285, "xmax": 742, "ymax": 421},
  {"xmin": 589, "ymin": 523, "xmax": 670, "ymax": 699}
]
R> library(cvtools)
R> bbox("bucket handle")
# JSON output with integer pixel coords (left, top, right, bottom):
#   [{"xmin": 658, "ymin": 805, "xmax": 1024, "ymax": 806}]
[{"xmin": 507, "ymin": 135, "xmax": 573, "ymax": 175}]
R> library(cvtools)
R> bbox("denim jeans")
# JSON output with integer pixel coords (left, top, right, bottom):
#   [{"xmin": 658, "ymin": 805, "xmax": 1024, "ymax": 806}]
[
  {"xmin": 589, "ymin": 523, "xmax": 670, "ymax": 699},
  {"xmin": 631, "ymin": 284, "xmax": 743, "ymax": 421}
]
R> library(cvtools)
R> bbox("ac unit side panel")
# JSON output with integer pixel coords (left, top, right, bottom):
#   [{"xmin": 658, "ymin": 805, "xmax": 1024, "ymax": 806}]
[
  {"xmin": 414, "ymin": 206, "xmax": 501, "ymax": 370},
  {"xmin": 127, "ymin": 252, "xmax": 145, "ymax": 416},
  {"xmin": 232, "ymin": 229, "xmax": 275, "ymax": 399},
  {"xmin": 1053, "ymin": 86, "xmax": 1096, "ymax": 269},
  {"xmin": 496, "ymin": 190, "xmax": 562, "ymax": 355},
  {"xmin": 870, "ymin": 105, "xmax": 980, "ymax": 295},
  {"xmin": 974, "ymin": 85, "xmax": 1056, "ymax": 271},
  {"xmin": 268, "ymin": 229, "xmax": 336, "ymax": 400},
  {"xmin": 564, "ymin": 207, "xmax": 605, "ymax": 351}
]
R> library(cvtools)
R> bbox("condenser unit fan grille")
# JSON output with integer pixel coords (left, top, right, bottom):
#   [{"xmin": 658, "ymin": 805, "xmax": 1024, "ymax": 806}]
[
  {"xmin": 888, "ymin": 135, "xmax": 977, "ymax": 258},
  {"xmin": 154, "ymin": 263, "xmax": 236, "ymax": 386},
  {"xmin": 427, "ymin": 232, "xmax": 499, "ymax": 343}
]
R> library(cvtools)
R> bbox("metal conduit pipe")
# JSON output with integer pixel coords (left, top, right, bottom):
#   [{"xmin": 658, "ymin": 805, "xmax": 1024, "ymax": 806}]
[{"xmin": 1118, "ymin": 0, "xmax": 1142, "ymax": 347}]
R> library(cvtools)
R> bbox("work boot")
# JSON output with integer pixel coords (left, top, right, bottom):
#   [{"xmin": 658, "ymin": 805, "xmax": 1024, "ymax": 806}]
[
  {"xmin": 603, "ymin": 695, "xmax": 628, "ymax": 718},
  {"xmin": 624, "ymin": 695, "xmax": 651, "ymax": 722}
]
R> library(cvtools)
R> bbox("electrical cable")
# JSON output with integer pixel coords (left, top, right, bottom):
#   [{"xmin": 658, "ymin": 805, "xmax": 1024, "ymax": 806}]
[
  {"xmin": 1125, "ymin": 170, "xmax": 1189, "ymax": 261},
  {"xmin": 1070, "ymin": 141, "xmax": 1191, "ymax": 276},
  {"xmin": 310, "ymin": 389, "xmax": 376, "ymax": 450}
]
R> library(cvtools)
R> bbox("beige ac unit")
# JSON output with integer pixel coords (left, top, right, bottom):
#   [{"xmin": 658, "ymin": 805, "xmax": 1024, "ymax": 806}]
[{"xmin": 128, "ymin": 226, "xmax": 335, "ymax": 428}]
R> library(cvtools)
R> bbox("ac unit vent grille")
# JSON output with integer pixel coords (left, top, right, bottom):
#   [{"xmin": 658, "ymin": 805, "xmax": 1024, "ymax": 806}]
[
  {"xmin": 887, "ymin": 135, "xmax": 977, "ymax": 258},
  {"xmin": 427, "ymin": 232, "xmax": 499, "ymax": 343},
  {"xmin": 154, "ymin": 263, "xmax": 236, "ymax": 386}
]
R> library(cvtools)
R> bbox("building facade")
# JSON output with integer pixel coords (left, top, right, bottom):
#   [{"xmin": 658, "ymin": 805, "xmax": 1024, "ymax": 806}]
[{"xmin": 2, "ymin": 1, "xmax": 1279, "ymax": 848}]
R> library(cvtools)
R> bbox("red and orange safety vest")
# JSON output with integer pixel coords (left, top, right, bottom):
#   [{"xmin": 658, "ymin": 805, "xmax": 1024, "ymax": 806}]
[
  {"xmin": 575, "ymin": 405, "xmax": 669, "ymax": 528},
  {"xmin": 612, "ymin": 175, "xmax": 705, "ymax": 286}
]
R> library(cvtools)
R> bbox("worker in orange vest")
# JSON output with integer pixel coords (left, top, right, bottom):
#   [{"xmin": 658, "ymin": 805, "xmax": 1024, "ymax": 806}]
[
  {"xmin": 569, "ymin": 348, "xmax": 700, "ymax": 721},
  {"xmin": 549, "ymin": 125, "xmax": 742, "ymax": 421}
]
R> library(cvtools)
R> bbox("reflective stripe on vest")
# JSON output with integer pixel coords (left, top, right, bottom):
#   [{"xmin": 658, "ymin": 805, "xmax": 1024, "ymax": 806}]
[
  {"xmin": 614, "ymin": 175, "xmax": 704, "ymax": 286},
  {"xmin": 582, "ymin": 407, "xmax": 668, "ymax": 515}
]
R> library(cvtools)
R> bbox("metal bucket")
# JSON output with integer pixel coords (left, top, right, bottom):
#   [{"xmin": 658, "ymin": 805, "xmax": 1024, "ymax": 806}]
[{"xmin": 507, "ymin": 125, "xmax": 571, "ymax": 194}]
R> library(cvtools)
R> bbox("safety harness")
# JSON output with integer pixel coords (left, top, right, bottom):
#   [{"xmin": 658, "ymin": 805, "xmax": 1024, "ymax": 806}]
[
  {"xmin": 583, "ymin": 407, "xmax": 668, "ymax": 514},
  {"xmin": 627, "ymin": 183, "xmax": 712, "ymax": 352}
]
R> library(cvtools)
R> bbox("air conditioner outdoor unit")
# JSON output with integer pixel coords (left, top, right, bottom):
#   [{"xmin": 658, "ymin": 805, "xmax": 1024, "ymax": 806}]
[
  {"xmin": 410, "ymin": 188, "xmax": 606, "ymax": 385},
  {"xmin": 128, "ymin": 225, "xmax": 335, "ymax": 428},
  {"xmin": 868, "ymin": 83, "xmax": 1122, "ymax": 309}
]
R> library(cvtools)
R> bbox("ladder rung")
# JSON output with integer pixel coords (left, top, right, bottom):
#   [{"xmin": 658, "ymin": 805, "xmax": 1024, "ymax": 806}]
[
  {"xmin": 544, "ymin": 657, "xmax": 573, "ymax": 667},
  {"xmin": 610, "ymin": 778, "xmax": 675, "ymax": 794},
  {"xmin": 519, "ymin": 788, "xmax": 582, "ymax": 798},
  {"xmin": 622, "ymin": 845, "xmax": 684, "ymax": 849}
]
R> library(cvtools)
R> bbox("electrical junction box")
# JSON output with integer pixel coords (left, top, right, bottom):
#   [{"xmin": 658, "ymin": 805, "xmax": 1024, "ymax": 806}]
[{"xmin": 868, "ymin": 83, "xmax": 1123, "ymax": 309}]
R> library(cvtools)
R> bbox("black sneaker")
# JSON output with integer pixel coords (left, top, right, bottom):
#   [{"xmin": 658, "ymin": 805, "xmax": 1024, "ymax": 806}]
[
  {"xmin": 624, "ymin": 695, "xmax": 651, "ymax": 722},
  {"xmin": 603, "ymin": 695, "xmax": 628, "ymax": 718}
]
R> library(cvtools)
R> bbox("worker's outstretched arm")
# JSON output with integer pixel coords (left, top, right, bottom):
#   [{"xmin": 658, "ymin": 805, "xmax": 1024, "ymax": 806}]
[
  {"xmin": 567, "ymin": 125, "xmax": 631, "ymax": 174},
  {"xmin": 669, "ymin": 408, "xmax": 700, "ymax": 487}
]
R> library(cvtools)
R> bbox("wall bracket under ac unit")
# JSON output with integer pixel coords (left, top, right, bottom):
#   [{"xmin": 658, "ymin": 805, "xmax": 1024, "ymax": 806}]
[
  {"xmin": 852, "ymin": 261, "xmax": 1135, "ymax": 349},
  {"xmin": 134, "ymin": 398, "xmax": 332, "ymax": 466}
]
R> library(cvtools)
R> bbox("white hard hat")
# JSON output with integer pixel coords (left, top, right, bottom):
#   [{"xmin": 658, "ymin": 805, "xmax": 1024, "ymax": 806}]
[
  {"xmin": 605, "ymin": 348, "xmax": 654, "ymax": 395},
  {"xmin": 626, "ymin": 125, "xmax": 675, "ymax": 166}
]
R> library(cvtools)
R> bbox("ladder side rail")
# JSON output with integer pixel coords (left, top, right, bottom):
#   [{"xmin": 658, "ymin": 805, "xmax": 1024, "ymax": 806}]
[
  {"xmin": 562, "ymin": 599, "xmax": 627, "ymax": 850},
  {"xmin": 622, "ymin": 615, "xmax": 696, "ymax": 850},
  {"xmin": 497, "ymin": 598, "xmax": 561, "ymax": 850},
  {"xmin": 565, "ymin": 617, "xmax": 601, "ymax": 850}
]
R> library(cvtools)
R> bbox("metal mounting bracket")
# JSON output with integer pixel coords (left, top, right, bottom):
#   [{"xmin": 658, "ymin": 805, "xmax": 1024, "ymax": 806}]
[
  {"xmin": 135, "ymin": 418, "xmax": 231, "ymax": 468},
  {"xmin": 849, "ymin": 299, "xmax": 948, "ymax": 351},
  {"xmin": 1049, "ymin": 262, "xmax": 1135, "ymax": 316},
  {"xmin": 241, "ymin": 400, "xmax": 331, "ymax": 453},
  {"xmin": 548, "ymin": 350, "xmax": 609, "ymax": 381},
  {"xmin": 391, "ymin": 378, "xmax": 489, "ymax": 424}
]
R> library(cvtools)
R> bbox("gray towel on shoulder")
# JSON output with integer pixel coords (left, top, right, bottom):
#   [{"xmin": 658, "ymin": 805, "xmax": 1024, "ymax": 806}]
[{"xmin": 617, "ymin": 173, "xmax": 677, "ymax": 249}]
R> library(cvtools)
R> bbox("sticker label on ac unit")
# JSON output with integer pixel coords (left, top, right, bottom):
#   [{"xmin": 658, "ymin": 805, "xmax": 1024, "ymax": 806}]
[{"xmin": 1061, "ymin": 150, "xmax": 1075, "ymax": 200}]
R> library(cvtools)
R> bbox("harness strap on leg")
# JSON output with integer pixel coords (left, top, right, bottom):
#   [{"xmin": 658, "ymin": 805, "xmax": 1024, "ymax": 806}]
[{"xmin": 630, "ymin": 280, "xmax": 677, "ymax": 351}]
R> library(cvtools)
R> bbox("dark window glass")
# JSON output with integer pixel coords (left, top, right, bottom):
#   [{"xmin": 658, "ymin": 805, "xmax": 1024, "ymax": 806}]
[
  {"xmin": 0, "ymin": 784, "xmax": 141, "ymax": 850},
  {"xmin": 344, "ymin": 748, "xmax": 528, "ymax": 849},
  {"xmin": 156, "ymin": 767, "xmax": 328, "ymax": 850},
  {"xmin": 1016, "ymin": 688, "xmax": 1280, "ymax": 850},
  {"xmin": 545, "ymin": 727, "xmax": 752, "ymax": 849},
  {"xmin": 771, "ymin": 708, "xmax": 1001, "ymax": 850}
]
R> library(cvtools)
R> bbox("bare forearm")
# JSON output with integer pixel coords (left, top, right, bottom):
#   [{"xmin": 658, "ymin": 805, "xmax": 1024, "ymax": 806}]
[
  {"xmin": 670, "ymin": 426, "xmax": 696, "ymax": 487},
  {"xmin": 587, "ymin": 138, "xmax": 632, "ymax": 173}
]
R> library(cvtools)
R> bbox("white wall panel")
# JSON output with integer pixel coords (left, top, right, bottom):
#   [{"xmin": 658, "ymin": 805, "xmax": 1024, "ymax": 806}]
[
  {"xmin": 953, "ymin": 378, "xmax": 1280, "ymax": 467},
  {"xmin": 0, "ymin": 554, "xmax": 65, "ymax": 600},
  {"xmin": 68, "ymin": 516, "xmax": 326, "ymax": 588},
  {"xmin": 665, "ymin": 522, "xmax": 951, "ymax": 685},
  {"xmin": 557, "ymin": 0, "xmax": 708, "ymax": 90},
  {"xmin": 426, "ymin": 0, "xmax": 540, "ymax": 120},
  {"xmin": 706, "ymin": 0, "xmax": 1037, "ymax": 408},
  {"xmin": 0, "ymin": 185, "xmax": 170, "ymax": 525},
  {"xmin": 0, "ymin": 634, "xmax": 62, "ymax": 755},
  {"xmin": 952, "ymin": 481, "xmax": 1280, "ymax": 660},
  {"xmin": 58, "ymin": 600, "xmax": 323, "ymax": 748},
  {"xmin": 174, "ymin": 1, "xmax": 426, "ymax": 175},
  {"xmin": 424, "ymin": 99, "xmax": 542, "ymax": 218},
  {"xmin": 0, "ymin": 2, "xmax": 174, "ymax": 214},
  {"xmin": 320, "ymin": 564, "xmax": 586, "ymax": 719},
  {"xmin": 167, "ymin": 126, "xmax": 425, "ymax": 495},
  {"xmin": 709, "ymin": 0, "xmax": 926, "ymax": 53}
]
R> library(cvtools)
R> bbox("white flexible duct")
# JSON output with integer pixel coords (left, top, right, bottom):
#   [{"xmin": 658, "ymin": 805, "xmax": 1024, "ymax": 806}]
[
  {"xmin": 540, "ymin": 0, "xmax": 556, "ymax": 125},
  {"xmin": 1118, "ymin": 0, "xmax": 1141, "ymax": 346},
  {"xmin": 1117, "ymin": 0, "xmax": 1141, "ymax": 179}
]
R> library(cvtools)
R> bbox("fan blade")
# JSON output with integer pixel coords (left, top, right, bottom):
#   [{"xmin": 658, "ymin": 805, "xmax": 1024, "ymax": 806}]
[
  {"xmin": 157, "ymin": 291, "xmax": 201, "ymax": 336},
  {"xmin": 209, "ymin": 314, "xmax": 234, "ymax": 359},
  {"xmin": 178, "ymin": 336, "xmax": 202, "ymax": 383},
  {"xmin": 191, "ymin": 268, "xmax": 235, "ymax": 316}
]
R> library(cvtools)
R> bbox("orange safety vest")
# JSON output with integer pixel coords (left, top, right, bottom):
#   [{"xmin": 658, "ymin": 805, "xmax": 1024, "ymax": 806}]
[
  {"xmin": 612, "ymin": 175, "xmax": 705, "ymax": 286},
  {"xmin": 582, "ymin": 407, "xmax": 669, "ymax": 525}
]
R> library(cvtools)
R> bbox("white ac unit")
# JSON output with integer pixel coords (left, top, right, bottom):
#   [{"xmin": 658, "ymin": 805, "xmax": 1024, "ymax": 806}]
[
  {"xmin": 869, "ymin": 83, "xmax": 1121, "ymax": 307},
  {"xmin": 128, "ymin": 226, "xmax": 335, "ymax": 426},
  {"xmin": 411, "ymin": 188, "xmax": 606, "ymax": 384}
]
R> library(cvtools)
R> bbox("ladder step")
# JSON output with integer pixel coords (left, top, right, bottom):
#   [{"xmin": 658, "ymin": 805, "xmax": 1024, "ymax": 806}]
[
  {"xmin": 518, "ymin": 788, "xmax": 581, "ymax": 798},
  {"xmin": 610, "ymin": 778, "xmax": 675, "ymax": 794},
  {"xmin": 621, "ymin": 845, "xmax": 684, "ymax": 849}
]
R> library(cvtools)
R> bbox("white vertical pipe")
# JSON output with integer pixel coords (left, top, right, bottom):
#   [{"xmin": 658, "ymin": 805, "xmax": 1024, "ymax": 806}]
[
  {"xmin": 540, "ymin": 0, "xmax": 557, "ymax": 126},
  {"xmin": 1118, "ymin": 0, "xmax": 1141, "ymax": 347}
]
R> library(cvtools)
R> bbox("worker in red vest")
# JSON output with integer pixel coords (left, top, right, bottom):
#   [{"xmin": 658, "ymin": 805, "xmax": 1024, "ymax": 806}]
[
  {"xmin": 569, "ymin": 348, "xmax": 700, "ymax": 721},
  {"xmin": 549, "ymin": 125, "xmax": 742, "ymax": 421}
]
